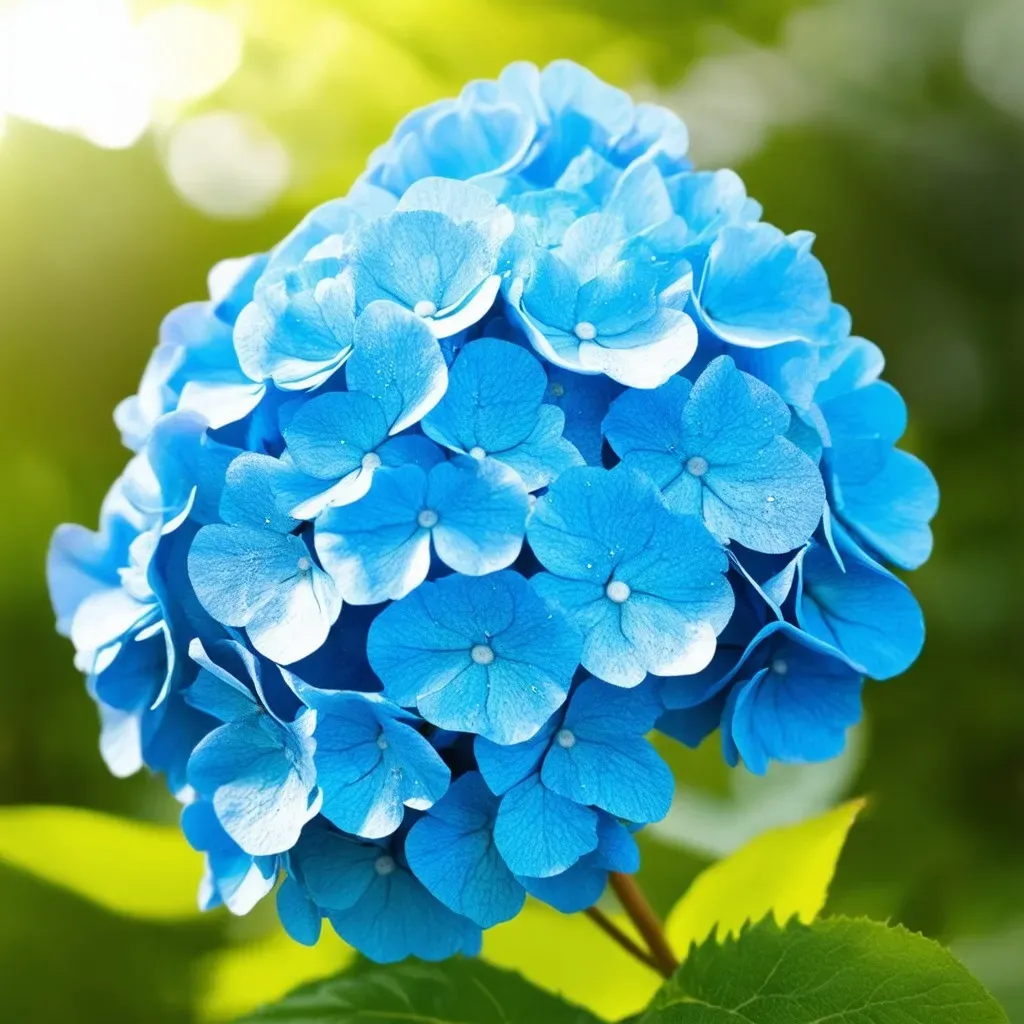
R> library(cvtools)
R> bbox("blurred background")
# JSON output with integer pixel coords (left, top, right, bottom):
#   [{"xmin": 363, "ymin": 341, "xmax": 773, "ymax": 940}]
[{"xmin": 1, "ymin": 0, "xmax": 1022, "ymax": 1019}]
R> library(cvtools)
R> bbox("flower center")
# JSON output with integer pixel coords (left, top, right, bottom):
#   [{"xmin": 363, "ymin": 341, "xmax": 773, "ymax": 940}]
[
  {"xmin": 361, "ymin": 451, "xmax": 382, "ymax": 471},
  {"xmin": 374, "ymin": 855, "xmax": 396, "ymax": 876},
  {"xmin": 376, "ymin": 733, "xmax": 389, "ymax": 751},
  {"xmin": 550, "ymin": 383, "xmax": 565, "ymax": 398},
  {"xmin": 555, "ymin": 728, "xmax": 576, "ymax": 749},
  {"xmin": 686, "ymin": 455, "xmax": 709, "ymax": 477},
  {"xmin": 470, "ymin": 643, "xmax": 495, "ymax": 666},
  {"xmin": 296, "ymin": 556, "xmax": 312, "ymax": 573},
  {"xmin": 771, "ymin": 659, "xmax": 788, "ymax": 676},
  {"xmin": 573, "ymin": 321, "xmax": 597, "ymax": 341},
  {"xmin": 417, "ymin": 508, "xmax": 439, "ymax": 529},
  {"xmin": 413, "ymin": 299, "xmax": 437, "ymax": 318},
  {"xmin": 605, "ymin": 580, "xmax": 631, "ymax": 604},
  {"xmin": 468, "ymin": 446, "xmax": 486, "ymax": 461}
]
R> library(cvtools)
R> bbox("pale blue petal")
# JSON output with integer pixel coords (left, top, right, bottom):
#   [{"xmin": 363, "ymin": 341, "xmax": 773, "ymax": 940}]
[
  {"xmin": 348, "ymin": 301, "xmax": 448, "ymax": 433},
  {"xmin": 315, "ymin": 465, "xmax": 431, "ymax": 605},
  {"xmin": 698, "ymin": 224, "xmax": 831, "ymax": 347},
  {"xmin": 428, "ymin": 457, "xmax": 529, "ymax": 576}
]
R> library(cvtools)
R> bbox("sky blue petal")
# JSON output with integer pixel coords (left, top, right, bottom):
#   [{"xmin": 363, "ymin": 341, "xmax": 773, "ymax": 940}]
[
  {"xmin": 540, "ymin": 679, "xmax": 672, "ymax": 822},
  {"xmin": 367, "ymin": 571, "xmax": 578, "ymax": 744},
  {"xmin": 183, "ymin": 638, "xmax": 260, "ymax": 722},
  {"xmin": 702, "ymin": 437, "xmax": 825, "ymax": 553},
  {"xmin": 832, "ymin": 447, "xmax": 938, "ymax": 570},
  {"xmin": 405, "ymin": 772, "xmax": 524, "ymax": 928},
  {"xmin": 291, "ymin": 826, "xmax": 378, "ymax": 912},
  {"xmin": 475, "ymin": 717, "xmax": 559, "ymax": 795},
  {"xmin": 493, "ymin": 774, "xmax": 599, "ymax": 877},
  {"xmin": 352, "ymin": 181, "xmax": 512, "ymax": 337},
  {"xmin": 520, "ymin": 813, "xmax": 639, "ymax": 913},
  {"xmin": 234, "ymin": 261, "xmax": 356, "ymax": 389},
  {"xmin": 314, "ymin": 699, "xmax": 450, "ymax": 839},
  {"xmin": 421, "ymin": 337, "xmax": 547, "ymax": 455},
  {"xmin": 427, "ymin": 457, "xmax": 529, "ymax": 576},
  {"xmin": 796, "ymin": 529, "xmax": 924, "ymax": 680},
  {"xmin": 719, "ymin": 622, "xmax": 864, "ymax": 775},
  {"xmin": 282, "ymin": 390, "xmax": 389, "ymax": 481},
  {"xmin": 187, "ymin": 712, "xmax": 318, "ymax": 855},
  {"xmin": 494, "ymin": 404, "xmax": 585, "ymax": 491},
  {"xmin": 657, "ymin": 696, "xmax": 727, "ymax": 749},
  {"xmin": 328, "ymin": 863, "xmax": 482, "ymax": 963},
  {"xmin": 182, "ymin": 800, "xmax": 277, "ymax": 915},
  {"xmin": 219, "ymin": 452, "xmax": 301, "ymax": 533},
  {"xmin": 347, "ymin": 301, "xmax": 448, "ymax": 433},
  {"xmin": 277, "ymin": 876, "xmax": 322, "ymax": 946},
  {"xmin": 315, "ymin": 465, "xmax": 431, "ymax": 605},
  {"xmin": 698, "ymin": 223, "xmax": 831, "ymax": 347},
  {"xmin": 664, "ymin": 168, "xmax": 756, "ymax": 250},
  {"xmin": 189, "ymin": 525, "xmax": 342, "ymax": 665}
]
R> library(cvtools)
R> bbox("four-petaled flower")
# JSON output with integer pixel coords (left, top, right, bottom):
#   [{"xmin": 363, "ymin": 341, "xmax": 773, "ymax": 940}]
[
  {"xmin": 603, "ymin": 356, "xmax": 825, "ymax": 553},
  {"xmin": 367, "ymin": 570, "xmax": 582, "ymax": 745},
  {"xmin": 422, "ymin": 338, "xmax": 583, "ymax": 490},
  {"xmin": 528, "ymin": 465, "xmax": 734, "ymax": 686}
]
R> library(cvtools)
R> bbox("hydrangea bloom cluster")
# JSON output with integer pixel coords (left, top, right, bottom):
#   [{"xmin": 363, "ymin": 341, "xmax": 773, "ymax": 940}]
[{"xmin": 48, "ymin": 61, "xmax": 937, "ymax": 962}]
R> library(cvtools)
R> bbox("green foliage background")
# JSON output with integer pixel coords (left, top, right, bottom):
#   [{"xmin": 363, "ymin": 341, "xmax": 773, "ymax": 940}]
[{"xmin": 0, "ymin": 0, "xmax": 1021, "ymax": 1019}]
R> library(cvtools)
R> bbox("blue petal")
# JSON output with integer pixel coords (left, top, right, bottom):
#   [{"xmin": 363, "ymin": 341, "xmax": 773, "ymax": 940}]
[
  {"xmin": 421, "ymin": 337, "xmax": 547, "ymax": 455},
  {"xmin": 494, "ymin": 405, "xmax": 585, "ymax": 491},
  {"xmin": 796, "ymin": 528, "xmax": 924, "ymax": 680},
  {"xmin": 831, "ymin": 447, "xmax": 938, "ymax": 570},
  {"xmin": 328, "ymin": 860, "xmax": 482, "ymax": 963},
  {"xmin": 314, "ymin": 465, "xmax": 432, "ymax": 605},
  {"xmin": 234, "ymin": 261, "xmax": 356, "ymax": 389},
  {"xmin": 698, "ymin": 224, "xmax": 831, "ymax": 346},
  {"xmin": 405, "ymin": 773, "xmax": 524, "ymax": 928},
  {"xmin": 427, "ymin": 457, "xmax": 529, "ymax": 575},
  {"xmin": 277, "ymin": 876, "xmax": 322, "ymax": 946},
  {"xmin": 720, "ymin": 622, "xmax": 864, "ymax": 775},
  {"xmin": 544, "ymin": 366, "xmax": 622, "ymax": 465},
  {"xmin": 188, "ymin": 525, "xmax": 341, "ymax": 665},
  {"xmin": 541, "ymin": 680, "xmax": 673, "ymax": 822},
  {"xmin": 183, "ymin": 638, "xmax": 260, "ymax": 722},
  {"xmin": 219, "ymin": 452, "xmax": 302, "ymax": 533},
  {"xmin": 314, "ymin": 697, "xmax": 450, "ymax": 838},
  {"xmin": 366, "ymin": 571, "xmax": 579, "ymax": 744},
  {"xmin": 475, "ymin": 717, "xmax": 559, "ymax": 795},
  {"xmin": 347, "ymin": 301, "xmax": 448, "ymax": 434},
  {"xmin": 282, "ymin": 390, "xmax": 389, "ymax": 481},
  {"xmin": 186, "ymin": 710, "xmax": 318, "ymax": 855},
  {"xmin": 493, "ymin": 773, "xmax": 598, "ymax": 878}
]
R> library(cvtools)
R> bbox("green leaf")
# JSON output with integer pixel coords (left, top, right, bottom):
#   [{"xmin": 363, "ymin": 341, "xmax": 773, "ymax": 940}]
[
  {"xmin": 0, "ymin": 804, "xmax": 202, "ymax": 920},
  {"xmin": 237, "ymin": 956, "xmax": 604, "ymax": 1023},
  {"xmin": 665, "ymin": 799, "xmax": 865, "ymax": 955},
  {"xmin": 643, "ymin": 916, "xmax": 1009, "ymax": 1023}
]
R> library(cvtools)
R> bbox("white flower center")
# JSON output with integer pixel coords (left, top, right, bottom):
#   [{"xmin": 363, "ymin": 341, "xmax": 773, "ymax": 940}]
[
  {"xmin": 468, "ymin": 445, "xmax": 487, "ymax": 461},
  {"xmin": 556, "ymin": 728, "xmax": 576, "ymax": 749},
  {"xmin": 573, "ymin": 321, "xmax": 597, "ymax": 341},
  {"xmin": 470, "ymin": 643, "xmax": 495, "ymax": 666},
  {"xmin": 550, "ymin": 383, "xmax": 565, "ymax": 398},
  {"xmin": 361, "ymin": 451, "xmax": 382, "ymax": 471},
  {"xmin": 374, "ymin": 855, "xmax": 396, "ymax": 876},
  {"xmin": 376, "ymin": 733, "xmax": 389, "ymax": 751},
  {"xmin": 605, "ymin": 580, "xmax": 631, "ymax": 604},
  {"xmin": 772, "ymin": 659, "xmax": 788, "ymax": 676},
  {"xmin": 417, "ymin": 508, "xmax": 439, "ymax": 529},
  {"xmin": 413, "ymin": 299, "xmax": 437, "ymax": 318},
  {"xmin": 686, "ymin": 455, "xmax": 709, "ymax": 477},
  {"xmin": 296, "ymin": 556, "xmax": 312, "ymax": 572}
]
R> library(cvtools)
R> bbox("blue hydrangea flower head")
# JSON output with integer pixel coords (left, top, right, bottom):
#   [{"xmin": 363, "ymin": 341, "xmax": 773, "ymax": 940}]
[{"xmin": 48, "ymin": 59, "xmax": 937, "ymax": 962}]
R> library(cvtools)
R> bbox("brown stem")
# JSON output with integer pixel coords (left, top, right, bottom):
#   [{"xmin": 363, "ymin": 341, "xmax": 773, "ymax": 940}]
[
  {"xmin": 608, "ymin": 872, "xmax": 678, "ymax": 979},
  {"xmin": 584, "ymin": 906, "xmax": 660, "ymax": 973}
]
